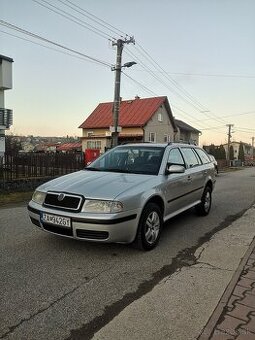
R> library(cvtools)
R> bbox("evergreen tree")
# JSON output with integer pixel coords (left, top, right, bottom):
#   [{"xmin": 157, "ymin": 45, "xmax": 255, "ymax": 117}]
[
  {"xmin": 229, "ymin": 145, "xmax": 234, "ymax": 160},
  {"xmin": 238, "ymin": 143, "xmax": 245, "ymax": 161},
  {"xmin": 219, "ymin": 145, "xmax": 226, "ymax": 159}
]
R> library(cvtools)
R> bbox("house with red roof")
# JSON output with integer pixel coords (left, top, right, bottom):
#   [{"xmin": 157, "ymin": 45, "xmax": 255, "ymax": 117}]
[{"xmin": 79, "ymin": 96, "xmax": 180, "ymax": 153}]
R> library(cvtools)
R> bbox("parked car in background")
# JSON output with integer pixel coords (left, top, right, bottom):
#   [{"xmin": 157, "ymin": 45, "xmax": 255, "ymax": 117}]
[
  {"xmin": 28, "ymin": 143, "xmax": 216, "ymax": 250},
  {"xmin": 208, "ymin": 154, "xmax": 218, "ymax": 174}
]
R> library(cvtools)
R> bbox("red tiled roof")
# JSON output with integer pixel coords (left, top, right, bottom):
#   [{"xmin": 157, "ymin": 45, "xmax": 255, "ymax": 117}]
[
  {"xmin": 79, "ymin": 96, "xmax": 177, "ymax": 130},
  {"xmin": 57, "ymin": 142, "xmax": 81, "ymax": 151}
]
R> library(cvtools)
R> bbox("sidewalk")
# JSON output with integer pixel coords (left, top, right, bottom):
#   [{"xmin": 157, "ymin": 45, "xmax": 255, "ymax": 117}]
[
  {"xmin": 93, "ymin": 205, "xmax": 255, "ymax": 340},
  {"xmin": 199, "ymin": 237, "xmax": 255, "ymax": 340}
]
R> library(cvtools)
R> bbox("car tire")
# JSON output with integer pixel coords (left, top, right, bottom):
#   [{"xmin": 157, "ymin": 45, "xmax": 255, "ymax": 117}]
[
  {"xmin": 133, "ymin": 203, "xmax": 162, "ymax": 251},
  {"xmin": 195, "ymin": 186, "xmax": 212, "ymax": 216}
]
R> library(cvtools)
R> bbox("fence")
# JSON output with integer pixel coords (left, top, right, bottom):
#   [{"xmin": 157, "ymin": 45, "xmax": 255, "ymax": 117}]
[{"xmin": 0, "ymin": 152, "xmax": 85, "ymax": 191}]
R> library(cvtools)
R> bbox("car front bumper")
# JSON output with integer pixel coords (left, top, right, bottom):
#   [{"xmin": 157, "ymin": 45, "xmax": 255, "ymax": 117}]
[{"xmin": 27, "ymin": 201, "xmax": 142, "ymax": 244}]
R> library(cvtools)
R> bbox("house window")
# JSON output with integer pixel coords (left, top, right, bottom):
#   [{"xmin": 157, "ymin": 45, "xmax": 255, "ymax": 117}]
[
  {"xmin": 158, "ymin": 113, "xmax": 163, "ymax": 122},
  {"xmin": 149, "ymin": 132, "xmax": 156, "ymax": 143},
  {"xmin": 87, "ymin": 131, "xmax": 94, "ymax": 137},
  {"xmin": 87, "ymin": 140, "xmax": 101, "ymax": 149},
  {"xmin": 164, "ymin": 135, "xmax": 171, "ymax": 143}
]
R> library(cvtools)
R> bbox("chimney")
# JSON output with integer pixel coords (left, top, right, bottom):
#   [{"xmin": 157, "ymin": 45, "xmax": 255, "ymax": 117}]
[{"xmin": 135, "ymin": 95, "xmax": 140, "ymax": 100}]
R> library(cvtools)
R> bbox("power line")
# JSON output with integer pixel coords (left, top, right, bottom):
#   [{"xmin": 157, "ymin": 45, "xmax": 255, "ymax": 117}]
[
  {"xmin": 0, "ymin": 20, "xmax": 112, "ymax": 68},
  {"xmin": 122, "ymin": 72, "xmax": 159, "ymax": 97},
  {"xmin": 32, "ymin": 0, "xmax": 226, "ymax": 126},
  {"xmin": 125, "ymin": 48, "xmax": 210, "ymax": 114},
  {"xmin": 55, "ymin": 0, "xmax": 131, "ymax": 39},
  {"xmin": 0, "ymin": 29, "xmax": 110, "ymax": 67},
  {"xmin": 130, "ymin": 43, "xmax": 227, "ymax": 125},
  {"xmin": 135, "ymin": 43, "xmax": 209, "ymax": 112},
  {"xmin": 165, "ymin": 72, "xmax": 255, "ymax": 79},
  {"xmin": 32, "ymin": 0, "xmax": 115, "ymax": 41}
]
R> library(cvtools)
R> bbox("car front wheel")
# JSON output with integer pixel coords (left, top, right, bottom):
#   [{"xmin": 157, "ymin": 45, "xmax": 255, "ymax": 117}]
[
  {"xmin": 133, "ymin": 203, "xmax": 162, "ymax": 250},
  {"xmin": 195, "ymin": 186, "xmax": 212, "ymax": 216}
]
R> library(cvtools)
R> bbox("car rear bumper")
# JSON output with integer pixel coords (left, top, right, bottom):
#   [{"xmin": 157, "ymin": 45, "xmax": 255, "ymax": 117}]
[{"xmin": 27, "ymin": 201, "xmax": 141, "ymax": 244}]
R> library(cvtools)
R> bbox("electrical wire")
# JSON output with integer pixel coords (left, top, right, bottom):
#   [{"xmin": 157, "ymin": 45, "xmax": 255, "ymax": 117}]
[
  {"xmin": 131, "ymin": 43, "xmax": 228, "ymax": 125},
  {"xmin": 55, "ymin": 0, "xmax": 131, "ymax": 39},
  {"xmin": 122, "ymin": 72, "xmax": 159, "ymax": 97},
  {"xmin": 31, "ymin": 0, "xmax": 230, "ymax": 127},
  {"xmin": 165, "ymin": 72, "xmax": 255, "ymax": 79},
  {"xmin": 0, "ymin": 20, "xmax": 112, "ymax": 68},
  {"xmin": 32, "ymin": 0, "xmax": 115, "ymax": 41},
  {"xmin": 0, "ymin": 29, "xmax": 110, "ymax": 67},
  {"xmin": 122, "ymin": 72, "xmax": 211, "ymax": 130}
]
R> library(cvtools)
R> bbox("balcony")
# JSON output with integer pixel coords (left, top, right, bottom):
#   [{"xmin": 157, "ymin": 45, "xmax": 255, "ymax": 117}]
[{"xmin": 0, "ymin": 108, "xmax": 13, "ymax": 128}]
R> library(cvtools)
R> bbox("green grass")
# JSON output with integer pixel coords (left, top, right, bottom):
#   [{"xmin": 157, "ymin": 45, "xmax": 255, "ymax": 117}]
[{"xmin": 0, "ymin": 191, "xmax": 33, "ymax": 206}]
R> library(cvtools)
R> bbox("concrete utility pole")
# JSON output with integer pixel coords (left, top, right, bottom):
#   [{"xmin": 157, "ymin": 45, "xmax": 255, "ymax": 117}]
[
  {"xmin": 226, "ymin": 124, "xmax": 234, "ymax": 166},
  {"xmin": 111, "ymin": 37, "xmax": 135, "ymax": 148}
]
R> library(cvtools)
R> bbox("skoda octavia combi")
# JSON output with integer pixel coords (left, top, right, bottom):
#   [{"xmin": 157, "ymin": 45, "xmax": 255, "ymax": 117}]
[{"xmin": 28, "ymin": 143, "xmax": 216, "ymax": 250}]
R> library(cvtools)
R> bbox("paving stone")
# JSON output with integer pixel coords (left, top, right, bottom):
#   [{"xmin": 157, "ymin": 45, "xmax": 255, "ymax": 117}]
[
  {"xmin": 244, "ymin": 265, "xmax": 255, "ymax": 273},
  {"xmin": 238, "ymin": 277, "xmax": 255, "ymax": 289},
  {"xmin": 240, "ymin": 295, "xmax": 255, "ymax": 309},
  {"xmin": 240, "ymin": 314, "xmax": 255, "ymax": 333},
  {"xmin": 233, "ymin": 285, "xmax": 251, "ymax": 299},
  {"xmin": 227, "ymin": 303, "xmax": 254, "ymax": 322},
  {"xmin": 242, "ymin": 271, "xmax": 255, "ymax": 280},
  {"xmin": 247, "ymin": 259, "xmax": 255, "ymax": 267},
  {"xmin": 210, "ymin": 328, "xmax": 235, "ymax": 339},
  {"xmin": 235, "ymin": 330, "xmax": 255, "ymax": 339},
  {"xmin": 227, "ymin": 295, "xmax": 242, "ymax": 311},
  {"xmin": 249, "ymin": 253, "xmax": 255, "ymax": 260},
  {"xmin": 247, "ymin": 287, "xmax": 255, "ymax": 296},
  {"xmin": 217, "ymin": 315, "xmax": 246, "ymax": 336}
]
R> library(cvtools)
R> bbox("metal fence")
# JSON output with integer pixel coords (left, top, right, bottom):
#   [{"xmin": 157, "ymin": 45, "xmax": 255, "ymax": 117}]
[{"xmin": 0, "ymin": 152, "xmax": 85, "ymax": 181}]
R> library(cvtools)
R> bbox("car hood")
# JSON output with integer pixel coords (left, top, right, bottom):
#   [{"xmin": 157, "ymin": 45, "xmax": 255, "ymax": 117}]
[{"xmin": 38, "ymin": 170, "xmax": 154, "ymax": 200}]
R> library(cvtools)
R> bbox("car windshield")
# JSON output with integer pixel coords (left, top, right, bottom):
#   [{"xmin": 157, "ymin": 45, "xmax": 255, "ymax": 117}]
[{"xmin": 85, "ymin": 145, "xmax": 165, "ymax": 175}]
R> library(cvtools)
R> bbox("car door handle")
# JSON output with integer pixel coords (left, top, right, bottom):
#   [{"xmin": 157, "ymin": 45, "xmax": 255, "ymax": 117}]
[{"xmin": 187, "ymin": 175, "xmax": 192, "ymax": 182}]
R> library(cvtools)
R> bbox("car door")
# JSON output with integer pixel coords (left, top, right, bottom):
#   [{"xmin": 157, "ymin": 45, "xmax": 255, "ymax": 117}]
[
  {"xmin": 179, "ymin": 147, "xmax": 205, "ymax": 204},
  {"xmin": 164, "ymin": 147, "xmax": 193, "ymax": 218}
]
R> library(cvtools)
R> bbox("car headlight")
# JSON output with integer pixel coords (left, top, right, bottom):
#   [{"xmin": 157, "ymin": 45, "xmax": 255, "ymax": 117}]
[
  {"xmin": 32, "ymin": 190, "xmax": 46, "ymax": 205},
  {"xmin": 82, "ymin": 200, "xmax": 123, "ymax": 213}
]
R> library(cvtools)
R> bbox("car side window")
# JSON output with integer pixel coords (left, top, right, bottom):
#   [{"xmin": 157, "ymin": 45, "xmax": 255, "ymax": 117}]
[
  {"xmin": 181, "ymin": 147, "xmax": 201, "ymax": 168},
  {"xmin": 167, "ymin": 148, "xmax": 185, "ymax": 166},
  {"xmin": 195, "ymin": 148, "xmax": 210, "ymax": 164}
]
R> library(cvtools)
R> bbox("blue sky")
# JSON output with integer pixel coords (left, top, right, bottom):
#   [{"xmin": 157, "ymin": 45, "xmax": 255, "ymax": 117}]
[{"xmin": 1, "ymin": 0, "xmax": 255, "ymax": 145}]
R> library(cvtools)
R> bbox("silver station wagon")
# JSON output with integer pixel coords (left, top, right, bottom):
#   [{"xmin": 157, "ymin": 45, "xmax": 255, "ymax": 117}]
[{"xmin": 28, "ymin": 143, "xmax": 216, "ymax": 250}]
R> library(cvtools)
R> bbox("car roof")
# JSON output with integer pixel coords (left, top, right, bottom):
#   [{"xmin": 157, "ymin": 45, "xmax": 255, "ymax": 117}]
[{"xmin": 117, "ymin": 143, "xmax": 199, "ymax": 148}]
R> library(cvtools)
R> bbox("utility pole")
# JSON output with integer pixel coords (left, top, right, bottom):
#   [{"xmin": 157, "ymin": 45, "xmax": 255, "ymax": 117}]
[
  {"xmin": 111, "ymin": 37, "xmax": 135, "ymax": 148},
  {"xmin": 226, "ymin": 124, "xmax": 234, "ymax": 166}
]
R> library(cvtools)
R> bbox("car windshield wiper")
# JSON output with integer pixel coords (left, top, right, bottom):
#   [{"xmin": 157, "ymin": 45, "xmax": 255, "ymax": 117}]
[
  {"xmin": 104, "ymin": 168, "xmax": 132, "ymax": 173},
  {"xmin": 84, "ymin": 167, "xmax": 102, "ymax": 171}
]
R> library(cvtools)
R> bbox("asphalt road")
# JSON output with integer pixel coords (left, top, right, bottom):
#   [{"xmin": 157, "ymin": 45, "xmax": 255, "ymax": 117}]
[{"xmin": 1, "ymin": 167, "xmax": 255, "ymax": 340}]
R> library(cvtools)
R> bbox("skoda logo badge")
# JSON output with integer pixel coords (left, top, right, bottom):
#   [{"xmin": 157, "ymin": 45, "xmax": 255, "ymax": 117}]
[{"xmin": 58, "ymin": 193, "xmax": 65, "ymax": 201}]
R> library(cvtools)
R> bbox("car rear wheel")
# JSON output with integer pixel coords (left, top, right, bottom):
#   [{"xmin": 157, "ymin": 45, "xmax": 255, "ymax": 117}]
[
  {"xmin": 133, "ymin": 203, "xmax": 162, "ymax": 250},
  {"xmin": 195, "ymin": 186, "xmax": 212, "ymax": 216}
]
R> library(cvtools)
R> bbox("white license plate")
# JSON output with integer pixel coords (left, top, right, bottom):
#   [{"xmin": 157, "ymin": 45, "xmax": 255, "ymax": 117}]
[{"xmin": 41, "ymin": 213, "xmax": 71, "ymax": 228}]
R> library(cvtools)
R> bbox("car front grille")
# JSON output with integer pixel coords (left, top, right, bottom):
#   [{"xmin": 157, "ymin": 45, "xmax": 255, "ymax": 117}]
[
  {"xmin": 44, "ymin": 192, "xmax": 83, "ymax": 212},
  {"xmin": 43, "ymin": 223, "xmax": 73, "ymax": 236},
  {"xmin": 76, "ymin": 229, "xmax": 109, "ymax": 240}
]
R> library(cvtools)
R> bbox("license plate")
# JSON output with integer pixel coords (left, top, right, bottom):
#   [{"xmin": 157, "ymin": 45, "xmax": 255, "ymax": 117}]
[{"xmin": 41, "ymin": 213, "xmax": 71, "ymax": 228}]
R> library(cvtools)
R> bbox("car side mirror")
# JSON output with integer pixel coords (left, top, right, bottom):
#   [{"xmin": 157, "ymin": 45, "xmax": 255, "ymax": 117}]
[{"xmin": 165, "ymin": 164, "xmax": 185, "ymax": 175}]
